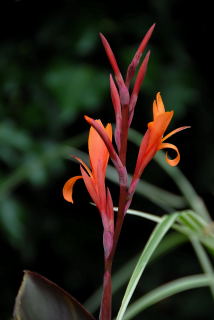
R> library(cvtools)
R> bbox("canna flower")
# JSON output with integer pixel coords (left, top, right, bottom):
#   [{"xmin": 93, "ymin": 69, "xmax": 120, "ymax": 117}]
[
  {"xmin": 63, "ymin": 120, "xmax": 114, "ymax": 247},
  {"xmin": 130, "ymin": 92, "xmax": 190, "ymax": 194}
]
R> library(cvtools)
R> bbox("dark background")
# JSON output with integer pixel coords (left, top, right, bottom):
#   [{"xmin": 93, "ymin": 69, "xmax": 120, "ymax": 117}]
[{"xmin": 0, "ymin": 0, "xmax": 213, "ymax": 319}]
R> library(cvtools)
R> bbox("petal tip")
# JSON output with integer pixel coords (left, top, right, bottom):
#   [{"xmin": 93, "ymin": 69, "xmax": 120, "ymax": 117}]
[{"xmin": 62, "ymin": 176, "xmax": 82, "ymax": 204}]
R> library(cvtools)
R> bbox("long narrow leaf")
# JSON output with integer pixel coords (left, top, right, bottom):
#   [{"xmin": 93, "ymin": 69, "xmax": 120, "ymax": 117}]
[
  {"xmin": 191, "ymin": 237, "xmax": 214, "ymax": 298},
  {"xmin": 123, "ymin": 274, "xmax": 213, "ymax": 319},
  {"xmin": 116, "ymin": 213, "xmax": 178, "ymax": 320}
]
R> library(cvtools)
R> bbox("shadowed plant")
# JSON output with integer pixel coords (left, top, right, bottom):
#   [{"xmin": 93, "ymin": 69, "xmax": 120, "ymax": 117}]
[{"xmin": 12, "ymin": 23, "xmax": 214, "ymax": 320}]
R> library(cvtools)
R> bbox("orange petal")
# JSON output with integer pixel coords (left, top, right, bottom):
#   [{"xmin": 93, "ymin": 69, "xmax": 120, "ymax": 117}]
[
  {"xmin": 88, "ymin": 120, "xmax": 112, "ymax": 175},
  {"xmin": 134, "ymin": 129, "xmax": 151, "ymax": 178},
  {"xmin": 153, "ymin": 92, "xmax": 165, "ymax": 119},
  {"xmin": 72, "ymin": 156, "xmax": 92, "ymax": 177},
  {"xmin": 153, "ymin": 99, "xmax": 158, "ymax": 119},
  {"xmin": 162, "ymin": 126, "xmax": 191, "ymax": 142},
  {"xmin": 95, "ymin": 159, "xmax": 106, "ymax": 212},
  {"xmin": 148, "ymin": 111, "xmax": 174, "ymax": 147},
  {"xmin": 158, "ymin": 142, "xmax": 180, "ymax": 166},
  {"xmin": 80, "ymin": 165, "xmax": 98, "ymax": 208},
  {"xmin": 63, "ymin": 176, "xmax": 82, "ymax": 203},
  {"xmin": 156, "ymin": 92, "xmax": 165, "ymax": 113}
]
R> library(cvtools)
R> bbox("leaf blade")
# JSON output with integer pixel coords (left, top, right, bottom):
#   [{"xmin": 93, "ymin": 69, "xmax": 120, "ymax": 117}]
[
  {"xmin": 13, "ymin": 271, "xmax": 95, "ymax": 320},
  {"xmin": 116, "ymin": 213, "xmax": 178, "ymax": 320},
  {"xmin": 123, "ymin": 274, "xmax": 213, "ymax": 319}
]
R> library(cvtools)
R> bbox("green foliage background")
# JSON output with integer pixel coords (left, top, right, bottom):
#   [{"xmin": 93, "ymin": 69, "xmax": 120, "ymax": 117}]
[{"xmin": 0, "ymin": 0, "xmax": 213, "ymax": 319}]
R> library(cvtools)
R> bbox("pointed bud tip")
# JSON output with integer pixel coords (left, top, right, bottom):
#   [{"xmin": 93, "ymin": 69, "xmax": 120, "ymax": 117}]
[
  {"xmin": 99, "ymin": 32, "xmax": 107, "ymax": 44},
  {"xmin": 84, "ymin": 115, "xmax": 91, "ymax": 122}
]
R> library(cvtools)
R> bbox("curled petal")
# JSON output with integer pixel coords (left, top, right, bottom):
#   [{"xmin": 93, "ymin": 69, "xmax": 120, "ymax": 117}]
[
  {"xmin": 72, "ymin": 156, "xmax": 92, "ymax": 176},
  {"xmin": 159, "ymin": 142, "xmax": 180, "ymax": 166},
  {"xmin": 63, "ymin": 176, "xmax": 82, "ymax": 203},
  {"xmin": 162, "ymin": 126, "xmax": 191, "ymax": 142}
]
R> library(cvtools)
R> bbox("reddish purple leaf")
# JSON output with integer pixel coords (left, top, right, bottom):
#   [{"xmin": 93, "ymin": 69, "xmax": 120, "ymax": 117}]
[{"xmin": 13, "ymin": 271, "xmax": 95, "ymax": 320}]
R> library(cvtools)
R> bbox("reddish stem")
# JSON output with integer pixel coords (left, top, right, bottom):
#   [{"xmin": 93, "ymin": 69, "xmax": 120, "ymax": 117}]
[
  {"xmin": 99, "ymin": 260, "xmax": 112, "ymax": 320},
  {"xmin": 99, "ymin": 182, "xmax": 128, "ymax": 320}
]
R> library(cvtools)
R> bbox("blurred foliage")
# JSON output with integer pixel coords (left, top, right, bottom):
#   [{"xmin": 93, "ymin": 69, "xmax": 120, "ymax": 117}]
[{"xmin": 0, "ymin": 0, "xmax": 213, "ymax": 319}]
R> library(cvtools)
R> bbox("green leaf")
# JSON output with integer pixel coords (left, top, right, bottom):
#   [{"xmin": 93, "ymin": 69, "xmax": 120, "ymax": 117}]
[
  {"xmin": 116, "ymin": 213, "xmax": 178, "ymax": 320},
  {"xmin": 13, "ymin": 271, "xmax": 95, "ymax": 320},
  {"xmin": 127, "ymin": 207, "xmax": 214, "ymax": 254},
  {"xmin": 190, "ymin": 237, "xmax": 214, "ymax": 298},
  {"xmin": 123, "ymin": 274, "xmax": 213, "ymax": 319},
  {"xmin": 177, "ymin": 210, "xmax": 214, "ymax": 252}
]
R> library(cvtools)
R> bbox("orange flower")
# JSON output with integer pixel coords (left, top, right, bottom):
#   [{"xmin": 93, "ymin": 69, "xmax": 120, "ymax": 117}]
[
  {"xmin": 130, "ymin": 92, "xmax": 190, "ymax": 191},
  {"xmin": 63, "ymin": 120, "xmax": 113, "ymax": 221}
]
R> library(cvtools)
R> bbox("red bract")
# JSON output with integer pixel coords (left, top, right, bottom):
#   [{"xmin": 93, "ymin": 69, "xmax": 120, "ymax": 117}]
[
  {"xmin": 100, "ymin": 24, "xmax": 155, "ymax": 155},
  {"xmin": 125, "ymin": 23, "xmax": 155, "ymax": 88}
]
